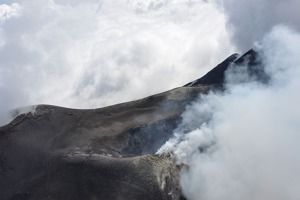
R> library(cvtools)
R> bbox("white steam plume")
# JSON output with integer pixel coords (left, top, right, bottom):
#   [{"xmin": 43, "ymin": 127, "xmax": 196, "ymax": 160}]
[
  {"xmin": 215, "ymin": 0, "xmax": 300, "ymax": 51},
  {"xmin": 158, "ymin": 26, "xmax": 300, "ymax": 200},
  {"xmin": 0, "ymin": 0, "xmax": 233, "ymax": 126}
]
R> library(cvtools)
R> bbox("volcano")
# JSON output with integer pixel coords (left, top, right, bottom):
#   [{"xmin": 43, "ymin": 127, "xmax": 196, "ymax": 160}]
[{"xmin": 0, "ymin": 50, "xmax": 261, "ymax": 200}]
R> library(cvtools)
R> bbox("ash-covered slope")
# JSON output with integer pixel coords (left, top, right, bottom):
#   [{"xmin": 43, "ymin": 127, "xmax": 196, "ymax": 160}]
[
  {"xmin": 0, "ymin": 87, "xmax": 209, "ymax": 200},
  {"xmin": 0, "ymin": 50, "xmax": 261, "ymax": 200}
]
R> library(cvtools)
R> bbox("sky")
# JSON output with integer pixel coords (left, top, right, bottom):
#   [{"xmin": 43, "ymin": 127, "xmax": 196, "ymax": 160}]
[
  {"xmin": 0, "ymin": 0, "xmax": 232, "ymax": 114},
  {"xmin": 1, "ymin": 0, "xmax": 299, "ymax": 123}
]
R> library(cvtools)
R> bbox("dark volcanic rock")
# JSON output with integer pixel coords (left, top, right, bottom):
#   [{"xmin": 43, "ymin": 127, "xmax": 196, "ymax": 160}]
[
  {"xmin": 0, "ymin": 86, "xmax": 210, "ymax": 200},
  {"xmin": 184, "ymin": 49, "xmax": 266, "ymax": 86},
  {"xmin": 184, "ymin": 53, "xmax": 240, "ymax": 86},
  {"xmin": 0, "ymin": 50, "xmax": 264, "ymax": 200}
]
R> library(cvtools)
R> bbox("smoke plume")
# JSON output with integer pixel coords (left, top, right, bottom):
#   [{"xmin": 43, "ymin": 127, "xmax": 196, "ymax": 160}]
[
  {"xmin": 216, "ymin": 0, "xmax": 300, "ymax": 51},
  {"xmin": 158, "ymin": 25, "xmax": 300, "ymax": 200}
]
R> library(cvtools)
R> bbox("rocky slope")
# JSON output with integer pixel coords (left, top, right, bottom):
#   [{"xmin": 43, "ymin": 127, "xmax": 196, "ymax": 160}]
[{"xmin": 0, "ymin": 50, "xmax": 260, "ymax": 200}]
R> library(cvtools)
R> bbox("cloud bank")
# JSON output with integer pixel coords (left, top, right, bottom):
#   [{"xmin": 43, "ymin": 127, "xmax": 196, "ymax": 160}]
[
  {"xmin": 0, "ymin": 0, "xmax": 233, "ymax": 125},
  {"xmin": 158, "ymin": 26, "xmax": 300, "ymax": 200}
]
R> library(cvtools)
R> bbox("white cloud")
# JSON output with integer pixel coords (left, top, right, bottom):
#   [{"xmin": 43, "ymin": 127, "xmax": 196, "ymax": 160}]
[
  {"xmin": 0, "ymin": 3, "xmax": 22, "ymax": 47},
  {"xmin": 0, "ymin": 0, "xmax": 233, "ymax": 125},
  {"xmin": 0, "ymin": 3, "xmax": 22, "ymax": 22}
]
